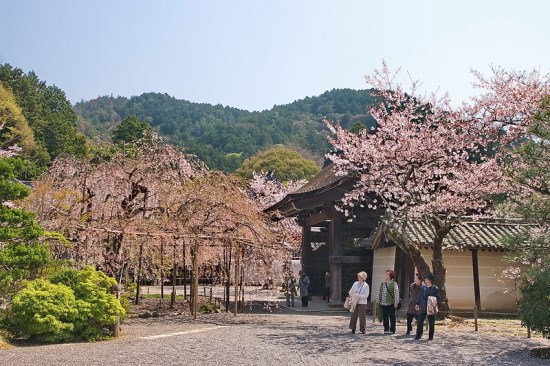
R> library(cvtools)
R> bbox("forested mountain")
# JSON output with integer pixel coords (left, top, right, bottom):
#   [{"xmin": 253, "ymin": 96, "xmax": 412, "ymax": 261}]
[
  {"xmin": 74, "ymin": 89, "xmax": 377, "ymax": 171},
  {"xmin": 0, "ymin": 64, "xmax": 88, "ymax": 178},
  {"xmin": 0, "ymin": 62, "xmax": 378, "ymax": 174}
]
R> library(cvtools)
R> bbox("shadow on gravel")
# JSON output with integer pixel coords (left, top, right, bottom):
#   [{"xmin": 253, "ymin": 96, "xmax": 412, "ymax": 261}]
[
  {"xmin": 255, "ymin": 324, "xmax": 383, "ymax": 355},
  {"xmin": 484, "ymin": 348, "xmax": 542, "ymax": 365}
]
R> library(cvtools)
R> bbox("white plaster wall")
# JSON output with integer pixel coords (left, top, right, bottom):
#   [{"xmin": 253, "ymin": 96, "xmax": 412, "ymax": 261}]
[
  {"xmin": 477, "ymin": 251, "xmax": 518, "ymax": 312},
  {"xmin": 372, "ymin": 246, "xmax": 396, "ymax": 300},
  {"xmin": 416, "ymin": 248, "xmax": 518, "ymax": 312}
]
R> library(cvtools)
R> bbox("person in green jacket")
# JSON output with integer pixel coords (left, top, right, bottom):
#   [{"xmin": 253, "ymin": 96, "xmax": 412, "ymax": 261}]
[{"xmin": 378, "ymin": 269, "xmax": 400, "ymax": 334}]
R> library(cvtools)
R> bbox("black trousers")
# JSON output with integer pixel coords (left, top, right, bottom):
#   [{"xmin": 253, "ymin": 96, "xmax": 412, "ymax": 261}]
[
  {"xmin": 381, "ymin": 305, "xmax": 396, "ymax": 333},
  {"xmin": 406, "ymin": 312, "xmax": 417, "ymax": 333},
  {"xmin": 301, "ymin": 296, "xmax": 309, "ymax": 307},
  {"xmin": 416, "ymin": 312, "xmax": 435, "ymax": 338}
]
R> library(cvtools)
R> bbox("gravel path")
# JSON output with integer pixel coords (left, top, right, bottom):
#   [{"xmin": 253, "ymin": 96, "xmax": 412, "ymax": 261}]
[{"xmin": 0, "ymin": 313, "xmax": 547, "ymax": 366}]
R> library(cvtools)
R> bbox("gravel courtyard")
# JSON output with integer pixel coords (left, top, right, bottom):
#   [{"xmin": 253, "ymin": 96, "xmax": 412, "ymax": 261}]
[{"xmin": 1, "ymin": 312, "xmax": 547, "ymax": 366}]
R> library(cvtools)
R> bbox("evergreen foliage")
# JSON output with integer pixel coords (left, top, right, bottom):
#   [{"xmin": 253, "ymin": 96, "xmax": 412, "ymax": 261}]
[
  {"xmin": 111, "ymin": 115, "xmax": 152, "ymax": 144},
  {"xmin": 0, "ymin": 157, "xmax": 49, "ymax": 297},
  {"xmin": 236, "ymin": 145, "xmax": 320, "ymax": 182},
  {"xmin": 0, "ymin": 64, "xmax": 88, "ymax": 171},
  {"xmin": 503, "ymin": 96, "xmax": 550, "ymax": 337},
  {"xmin": 74, "ymin": 89, "xmax": 377, "ymax": 171},
  {"xmin": 4, "ymin": 267, "xmax": 125, "ymax": 342}
]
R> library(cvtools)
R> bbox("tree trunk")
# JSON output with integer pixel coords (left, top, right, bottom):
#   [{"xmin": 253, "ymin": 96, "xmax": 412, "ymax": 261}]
[
  {"xmin": 430, "ymin": 218, "xmax": 452, "ymax": 319},
  {"xmin": 386, "ymin": 214, "xmax": 431, "ymax": 276},
  {"xmin": 407, "ymin": 245, "xmax": 431, "ymax": 276},
  {"xmin": 388, "ymin": 214, "xmax": 453, "ymax": 319},
  {"xmin": 432, "ymin": 240, "xmax": 449, "ymax": 319}
]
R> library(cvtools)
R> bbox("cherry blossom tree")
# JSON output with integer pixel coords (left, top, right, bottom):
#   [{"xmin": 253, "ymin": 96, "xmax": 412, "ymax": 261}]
[
  {"xmin": 326, "ymin": 62, "xmax": 549, "ymax": 313},
  {"xmin": 26, "ymin": 136, "xmax": 285, "ymax": 312},
  {"xmin": 249, "ymin": 171, "xmax": 306, "ymax": 251},
  {"xmin": 26, "ymin": 136, "xmax": 206, "ymax": 281}
]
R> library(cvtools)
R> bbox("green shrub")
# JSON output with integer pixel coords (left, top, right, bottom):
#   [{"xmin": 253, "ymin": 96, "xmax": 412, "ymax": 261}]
[
  {"xmin": 5, "ymin": 279, "xmax": 78, "ymax": 343},
  {"xmin": 518, "ymin": 265, "xmax": 550, "ymax": 338},
  {"xmin": 199, "ymin": 302, "xmax": 220, "ymax": 314},
  {"xmin": 50, "ymin": 266, "xmax": 125, "ymax": 340},
  {"xmin": 3, "ymin": 267, "xmax": 125, "ymax": 343},
  {"xmin": 119, "ymin": 296, "xmax": 131, "ymax": 319}
]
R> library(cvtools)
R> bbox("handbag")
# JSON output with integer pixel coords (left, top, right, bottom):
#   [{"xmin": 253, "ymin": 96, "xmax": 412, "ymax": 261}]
[
  {"xmin": 427, "ymin": 296, "xmax": 438, "ymax": 315},
  {"xmin": 376, "ymin": 302, "xmax": 383, "ymax": 323},
  {"xmin": 343, "ymin": 296, "xmax": 352, "ymax": 309}
]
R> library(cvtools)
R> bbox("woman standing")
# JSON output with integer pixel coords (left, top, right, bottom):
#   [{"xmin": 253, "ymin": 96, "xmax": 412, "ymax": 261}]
[
  {"xmin": 415, "ymin": 273, "xmax": 441, "ymax": 340},
  {"xmin": 298, "ymin": 270, "xmax": 310, "ymax": 307},
  {"xmin": 406, "ymin": 273, "xmax": 423, "ymax": 335},
  {"xmin": 348, "ymin": 271, "xmax": 370, "ymax": 334},
  {"xmin": 378, "ymin": 269, "xmax": 400, "ymax": 334}
]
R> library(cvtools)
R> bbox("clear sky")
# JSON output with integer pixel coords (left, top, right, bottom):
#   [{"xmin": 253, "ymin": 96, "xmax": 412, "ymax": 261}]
[{"xmin": 1, "ymin": 0, "xmax": 548, "ymax": 111}]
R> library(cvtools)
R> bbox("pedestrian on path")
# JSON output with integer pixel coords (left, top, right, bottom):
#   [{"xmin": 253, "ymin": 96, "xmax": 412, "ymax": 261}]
[
  {"xmin": 406, "ymin": 273, "xmax": 423, "ymax": 335},
  {"xmin": 283, "ymin": 274, "xmax": 298, "ymax": 307},
  {"xmin": 298, "ymin": 270, "xmax": 310, "ymax": 307},
  {"xmin": 348, "ymin": 271, "xmax": 370, "ymax": 334},
  {"xmin": 377, "ymin": 269, "xmax": 400, "ymax": 334},
  {"xmin": 415, "ymin": 273, "xmax": 441, "ymax": 340}
]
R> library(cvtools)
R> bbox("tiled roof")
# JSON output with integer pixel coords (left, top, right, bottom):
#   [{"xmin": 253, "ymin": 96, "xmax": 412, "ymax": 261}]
[
  {"xmin": 294, "ymin": 163, "xmax": 347, "ymax": 194},
  {"xmin": 384, "ymin": 220, "xmax": 531, "ymax": 250},
  {"xmin": 264, "ymin": 163, "xmax": 354, "ymax": 216}
]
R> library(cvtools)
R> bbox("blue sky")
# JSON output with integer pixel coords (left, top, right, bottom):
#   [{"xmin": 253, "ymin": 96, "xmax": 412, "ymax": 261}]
[{"xmin": 1, "ymin": 0, "xmax": 548, "ymax": 111}]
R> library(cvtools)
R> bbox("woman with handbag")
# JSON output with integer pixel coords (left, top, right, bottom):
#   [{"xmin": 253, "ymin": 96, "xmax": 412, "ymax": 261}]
[
  {"xmin": 348, "ymin": 271, "xmax": 370, "ymax": 334},
  {"xmin": 377, "ymin": 269, "xmax": 400, "ymax": 334},
  {"xmin": 415, "ymin": 273, "xmax": 441, "ymax": 340}
]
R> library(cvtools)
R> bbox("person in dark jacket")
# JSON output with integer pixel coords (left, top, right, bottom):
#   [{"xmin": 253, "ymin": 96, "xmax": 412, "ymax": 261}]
[
  {"xmin": 415, "ymin": 273, "xmax": 441, "ymax": 340},
  {"xmin": 406, "ymin": 273, "xmax": 423, "ymax": 335}
]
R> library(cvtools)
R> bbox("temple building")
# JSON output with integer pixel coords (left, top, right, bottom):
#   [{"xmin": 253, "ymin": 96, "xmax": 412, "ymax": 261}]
[{"xmin": 266, "ymin": 164, "xmax": 525, "ymax": 313}]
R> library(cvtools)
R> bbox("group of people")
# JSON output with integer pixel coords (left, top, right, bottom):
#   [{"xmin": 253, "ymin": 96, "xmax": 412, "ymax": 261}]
[
  {"xmin": 348, "ymin": 269, "xmax": 441, "ymax": 340},
  {"xmin": 282, "ymin": 270, "xmax": 310, "ymax": 307}
]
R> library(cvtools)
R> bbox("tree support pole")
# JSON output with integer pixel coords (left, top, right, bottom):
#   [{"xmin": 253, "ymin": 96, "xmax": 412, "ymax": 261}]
[
  {"xmin": 182, "ymin": 240, "xmax": 187, "ymax": 301},
  {"xmin": 135, "ymin": 242, "xmax": 144, "ymax": 305},
  {"xmin": 160, "ymin": 240, "xmax": 164, "ymax": 299},
  {"xmin": 171, "ymin": 241, "xmax": 176, "ymax": 307},
  {"xmin": 234, "ymin": 243, "xmax": 240, "ymax": 317},
  {"xmin": 193, "ymin": 238, "xmax": 199, "ymax": 320}
]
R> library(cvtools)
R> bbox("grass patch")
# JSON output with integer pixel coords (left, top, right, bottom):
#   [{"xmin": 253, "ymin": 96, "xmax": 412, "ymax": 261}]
[
  {"xmin": 444, "ymin": 317, "xmax": 545, "ymax": 338},
  {"xmin": 0, "ymin": 333, "xmax": 13, "ymax": 350}
]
